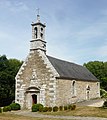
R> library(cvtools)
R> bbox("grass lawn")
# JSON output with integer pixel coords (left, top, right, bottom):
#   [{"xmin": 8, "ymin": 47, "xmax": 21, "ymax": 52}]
[
  {"xmin": 43, "ymin": 106, "xmax": 107, "ymax": 118},
  {"xmin": 1, "ymin": 106, "xmax": 107, "ymax": 120}
]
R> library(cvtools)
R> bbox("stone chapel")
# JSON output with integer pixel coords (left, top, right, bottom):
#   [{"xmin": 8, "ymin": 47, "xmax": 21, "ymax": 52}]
[{"xmin": 15, "ymin": 14, "xmax": 100, "ymax": 109}]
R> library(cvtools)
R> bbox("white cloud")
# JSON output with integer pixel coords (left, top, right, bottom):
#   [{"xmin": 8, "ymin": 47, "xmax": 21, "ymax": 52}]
[
  {"xmin": 0, "ymin": 0, "xmax": 11, "ymax": 7},
  {"xmin": 0, "ymin": 0, "xmax": 29, "ymax": 12},
  {"xmin": 97, "ymin": 40, "xmax": 107, "ymax": 57},
  {"xmin": 72, "ymin": 23, "xmax": 106, "ymax": 42},
  {"xmin": 0, "ymin": 30, "xmax": 13, "ymax": 40},
  {"xmin": 10, "ymin": 2, "xmax": 29, "ymax": 12},
  {"xmin": 101, "ymin": 9, "xmax": 107, "ymax": 16}
]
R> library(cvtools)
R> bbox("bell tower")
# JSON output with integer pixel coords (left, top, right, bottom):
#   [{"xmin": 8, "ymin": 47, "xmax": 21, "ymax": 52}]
[{"xmin": 30, "ymin": 12, "xmax": 46, "ymax": 52}]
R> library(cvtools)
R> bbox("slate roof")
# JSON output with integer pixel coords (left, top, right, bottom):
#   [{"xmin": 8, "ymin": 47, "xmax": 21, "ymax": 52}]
[{"xmin": 47, "ymin": 56, "xmax": 98, "ymax": 81}]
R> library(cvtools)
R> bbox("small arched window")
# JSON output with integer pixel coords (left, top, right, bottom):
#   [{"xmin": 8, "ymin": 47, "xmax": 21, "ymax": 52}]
[
  {"xmin": 72, "ymin": 81, "xmax": 76, "ymax": 96},
  {"xmin": 41, "ymin": 27, "xmax": 43, "ymax": 31},
  {"xmin": 34, "ymin": 27, "xmax": 37, "ymax": 31},
  {"xmin": 97, "ymin": 82, "xmax": 100, "ymax": 94},
  {"xmin": 86, "ymin": 85, "xmax": 90, "ymax": 91},
  {"xmin": 86, "ymin": 85, "xmax": 90, "ymax": 100},
  {"xmin": 41, "ymin": 33, "xmax": 43, "ymax": 39}
]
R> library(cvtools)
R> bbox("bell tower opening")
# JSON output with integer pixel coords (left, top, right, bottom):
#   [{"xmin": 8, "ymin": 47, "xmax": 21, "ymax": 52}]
[{"xmin": 34, "ymin": 27, "xmax": 37, "ymax": 38}]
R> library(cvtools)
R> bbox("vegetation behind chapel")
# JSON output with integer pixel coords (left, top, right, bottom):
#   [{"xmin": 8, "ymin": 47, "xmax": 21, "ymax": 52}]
[
  {"xmin": 84, "ymin": 61, "xmax": 107, "ymax": 91},
  {"xmin": 0, "ymin": 55, "xmax": 22, "ymax": 107}
]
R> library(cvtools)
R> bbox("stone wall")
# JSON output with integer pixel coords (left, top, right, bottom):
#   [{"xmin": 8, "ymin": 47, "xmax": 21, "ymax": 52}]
[{"xmin": 55, "ymin": 79, "xmax": 100, "ymax": 106}]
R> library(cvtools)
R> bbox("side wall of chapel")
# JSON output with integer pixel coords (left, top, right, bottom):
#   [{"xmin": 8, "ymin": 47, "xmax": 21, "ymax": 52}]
[{"xmin": 55, "ymin": 79, "xmax": 100, "ymax": 106}]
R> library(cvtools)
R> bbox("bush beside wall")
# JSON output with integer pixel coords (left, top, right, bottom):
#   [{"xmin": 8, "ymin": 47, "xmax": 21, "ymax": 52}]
[
  {"xmin": 10, "ymin": 103, "xmax": 21, "ymax": 110},
  {"xmin": 3, "ymin": 106, "xmax": 11, "ymax": 112},
  {"xmin": 53, "ymin": 106, "xmax": 58, "ymax": 112},
  {"xmin": 32, "ymin": 104, "xmax": 43, "ymax": 112},
  {"xmin": 48, "ymin": 107, "xmax": 52, "ymax": 112},
  {"xmin": 103, "ymin": 101, "xmax": 107, "ymax": 108},
  {"xmin": 31, "ymin": 104, "xmax": 76, "ymax": 112},
  {"xmin": 59, "ymin": 106, "xmax": 63, "ymax": 111},
  {"xmin": 0, "ymin": 107, "xmax": 2, "ymax": 113}
]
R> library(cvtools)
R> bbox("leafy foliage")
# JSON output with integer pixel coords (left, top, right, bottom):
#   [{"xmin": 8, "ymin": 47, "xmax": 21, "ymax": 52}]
[
  {"xmin": 59, "ymin": 106, "xmax": 63, "ymax": 111},
  {"xmin": 53, "ymin": 106, "xmax": 58, "ymax": 112},
  {"xmin": 43, "ymin": 107, "xmax": 48, "ymax": 112},
  {"xmin": 71, "ymin": 104, "xmax": 76, "ymax": 110},
  {"xmin": 48, "ymin": 107, "xmax": 52, "ymax": 112},
  {"xmin": 103, "ymin": 100, "xmax": 107, "ymax": 108},
  {"xmin": 0, "ymin": 107, "xmax": 2, "ymax": 113},
  {"xmin": 84, "ymin": 61, "xmax": 107, "ymax": 90},
  {"xmin": 3, "ymin": 106, "xmax": 11, "ymax": 112},
  {"xmin": 100, "ymin": 89, "xmax": 107, "ymax": 99},
  {"xmin": 39, "ymin": 106, "xmax": 43, "ymax": 112},
  {"xmin": 64, "ymin": 106, "xmax": 68, "ymax": 110},
  {"xmin": 0, "ymin": 55, "xmax": 22, "ymax": 107},
  {"xmin": 10, "ymin": 103, "xmax": 21, "ymax": 110},
  {"xmin": 32, "ymin": 104, "xmax": 43, "ymax": 112}
]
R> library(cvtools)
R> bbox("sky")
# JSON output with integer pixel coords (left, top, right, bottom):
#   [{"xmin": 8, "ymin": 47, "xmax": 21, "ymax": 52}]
[{"xmin": 0, "ymin": 0, "xmax": 107, "ymax": 65}]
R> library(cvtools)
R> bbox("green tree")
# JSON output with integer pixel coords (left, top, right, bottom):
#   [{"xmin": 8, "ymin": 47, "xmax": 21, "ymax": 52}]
[
  {"xmin": 0, "ymin": 55, "xmax": 22, "ymax": 106},
  {"xmin": 84, "ymin": 61, "xmax": 107, "ymax": 90}
]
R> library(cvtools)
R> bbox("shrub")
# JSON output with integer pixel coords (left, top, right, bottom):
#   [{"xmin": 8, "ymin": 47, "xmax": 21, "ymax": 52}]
[
  {"xmin": 103, "ymin": 101, "xmax": 107, "ymax": 108},
  {"xmin": 71, "ymin": 104, "xmax": 76, "ymax": 110},
  {"xmin": 43, "ymin": 107, "xmax": 48, "ymax": 112},
  {"xmin": 3, "ymin": 106, "xmax": 11, "ymax": 112},
  {"xmin": 53, "ymin": 106, "xmax": 58, "ymax": 112},
  {"xmin": 32, "ymin": 104, "xmax": 43, "ymax": 112},
  {"xmin": 7, "ymin": 106, "xmax": 11, "ymax": 111},
  {"xmin": 68, "ymin": 105, "xmax": 72, "ymax": 110},
  {"xmin": 100, "ymin": 89, "xmax": 107, "ymax": 98},
  {"xmin": 59, "ymin": 106, "xmax": 63, "ymax": 111},
  {"xmin": 64, "ymin": 106, "xmax": 68, "ymax": 110},
  {"xmin": 48, "ymin": 107, "xmax": 52, "ymax": 112},
  {"xmin": 10, "ymin": 103, "xmax": 21, "ymax": 110},
  {"xmin": 0, "ymin": 107, "xmax": 2, "ymax": 113},
  {"xmin": 3, "ymin": 106, "xmax": 8, "ymax": 112},
  {"xmin": 32, "ymin": 104, "xmax": 38, "ymax": 112},
  {"xmin": 39, "ymin": 106, "xmax": 43, "ymax": 112}
]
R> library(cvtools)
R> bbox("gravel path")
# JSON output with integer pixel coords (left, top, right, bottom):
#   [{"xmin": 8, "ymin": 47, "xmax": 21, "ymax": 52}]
[
  {"xmin": 11, "ymin": 110, "xmax": 107, "ymax": 120},
  {"xmin": 77, "ymin": 99, "xmax": 104, "ymax": 107}
]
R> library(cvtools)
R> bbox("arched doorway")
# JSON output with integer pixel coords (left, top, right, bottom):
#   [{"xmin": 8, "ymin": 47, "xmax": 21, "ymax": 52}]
[
  {"xmin": 25, "ymin": 87, "xmax": 40, "ymax": 109},
  {"xmin": 32, "ymin": 94, "xmax": 37, "ymax": 104}
]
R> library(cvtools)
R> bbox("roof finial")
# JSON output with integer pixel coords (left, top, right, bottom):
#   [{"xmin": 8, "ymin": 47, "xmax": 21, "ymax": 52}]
[{"xmin": 36, "ymin": 8, "xmax": 40, "ymax": 22}]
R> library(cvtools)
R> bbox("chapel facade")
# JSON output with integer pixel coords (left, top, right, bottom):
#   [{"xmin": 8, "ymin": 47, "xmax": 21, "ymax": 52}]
[{"xmin": 15, "ymin": 14, "xmax": 100, "ymax": 109}]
